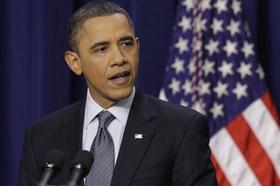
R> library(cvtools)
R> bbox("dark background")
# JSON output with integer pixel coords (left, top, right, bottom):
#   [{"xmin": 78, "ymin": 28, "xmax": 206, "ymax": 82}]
[{"xmin": 1, "ymin": 0, "xmax": 279, "ymax": 185}]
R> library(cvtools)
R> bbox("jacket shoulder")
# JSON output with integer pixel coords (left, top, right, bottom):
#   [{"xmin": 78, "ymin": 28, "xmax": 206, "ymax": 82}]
[
  {"xmin": 141, "ymin": 93, "xmax": 205, "ymax": 121},
  {"xmin": 29, "ymin": 98, "xmax": 85, "ymax": 130}
]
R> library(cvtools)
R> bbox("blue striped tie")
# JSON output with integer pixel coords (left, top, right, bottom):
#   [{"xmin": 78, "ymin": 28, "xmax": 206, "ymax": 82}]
[{"xmin": 86, "ymin": 110, "xmax": 115, "ymax": 186}]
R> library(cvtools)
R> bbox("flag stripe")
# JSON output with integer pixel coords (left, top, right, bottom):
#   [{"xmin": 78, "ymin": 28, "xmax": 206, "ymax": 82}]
[
  {"xmin": 262, "ymin": 91, "xmax": 280, "ymax": 125},
  {"xmin": 211, "ymin": 155, "xmax": 231, "ymax": 186},
  {"xmin": 243, "ymin": 98, "xmax": 280, "ymax": 177},
  {"xmin": 210, "ymin": 128, "xmax": 260, "ymax": 186},
  {"xmin": 227, "ymin": 114, "xmax": 280, "ymax": 185}
]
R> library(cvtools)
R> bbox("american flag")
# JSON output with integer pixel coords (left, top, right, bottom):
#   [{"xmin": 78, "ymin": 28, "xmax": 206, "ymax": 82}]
[{"xmin": 159, "ymin": 0, "xmax": 280, "ymax": 185}]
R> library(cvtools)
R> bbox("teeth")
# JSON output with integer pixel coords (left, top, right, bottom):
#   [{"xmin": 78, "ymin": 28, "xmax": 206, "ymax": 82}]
[{"xmin": 110, "ymin": 71, "xmax": 129, "ymax": 79}]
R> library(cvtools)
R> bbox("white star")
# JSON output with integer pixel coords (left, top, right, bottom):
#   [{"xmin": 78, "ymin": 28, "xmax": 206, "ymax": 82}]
[
  {"xmin": 226, "ymin": 19, "xmax": 240, "ymax": 36},
  {"xmin": 232, "ymin": 82, "xmax": 248, "ymax": 99},
  {"xmin": 192, "ymin": 100, "xmax": 206, "ymax": 115},
  {"xmin": 188, "ymin": 59, "xmax": 196, "ymax": 74},
  {"xmin": 214, "ymin": 0, "xmax": 228, "ymax": 14},
  {"xmin": 218, "ymin": 61, "xmax": 233, "ymax": 77},
  {"xmin": 203, "ymin": 60, "xmax": 215, "ymax": 76},
  {"xmin": 182, "ymin": 0, "xmax": 194, "ymax": 12},
  {"xmin": 242, "ymin": 41, "xmax": 254, "ymax": 58},
  {"xmin": 193, "ymin": 40, "xmax": 203, "ymax": 51},
  {"xmin": 211, "ymin": 18, "xmax": 224, "ymax": 34},
  {"xmin": 210, "ymin": 102, "xmax": 224, "ymax": 119},
  {"xmin": 195, "ymin": 15, "xmax": 207, "ymax": 32},
  {"xmin": 171, "ymin": 58, "xmax": 185, "ymax": 74},
  {"xmin": 175, "ymin": 37, "xmax": 188, "ymax": 54},
  {"xmin": 178, "ymin": 16, "xmax": 192, "ymax": 32},
  {"xmin": 205, "ymin": 39, "xmax": 219, "ymax": 56},
  {"xmin": 223, "ymin": 40, "xmax": 238, "ymax": 57},
  {"xmin": 200, "ymin": 0, "xmax": 211, "ymax": 11},
  {"xmin": 168, "ymin": 78, "xmax": 181, "ymax": 95},
  {"xmin": 213, "ymin": 81, "xmax": 228, "ymax": 98},
  {"xmin": 182, "ymin": 79, "xmax": 192, "ymax": 95},
  {"xmin": 198, "ymin": 80, "xmax": 211, "ymax": 95},
  {"xmin": 232, "ymin": 0, "xmax": 241, "ymax": 15},
  {"xmin": 237, "ymin": 62, "xmax": 252, "ymax": 79},
  {"xmin": 256, "ymin": 64, "xmax": 265, "ymax": 79}
]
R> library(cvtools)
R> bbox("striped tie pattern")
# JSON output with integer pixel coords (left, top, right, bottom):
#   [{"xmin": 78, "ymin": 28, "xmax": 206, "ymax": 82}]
[{"xmin": 86, "ymin": 110, "xmax": 115, "ymax": 186}]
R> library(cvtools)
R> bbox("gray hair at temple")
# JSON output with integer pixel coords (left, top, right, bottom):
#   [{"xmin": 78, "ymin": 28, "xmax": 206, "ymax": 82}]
[{"xmin": 67, "ymin": 1, "xmax": 135, "ymax": 52}]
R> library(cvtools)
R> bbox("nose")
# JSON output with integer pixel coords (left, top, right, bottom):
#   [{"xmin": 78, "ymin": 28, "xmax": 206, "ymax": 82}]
[{"xmin": 111, "ymin": 45, "xmax": 127, "ymax": 66}]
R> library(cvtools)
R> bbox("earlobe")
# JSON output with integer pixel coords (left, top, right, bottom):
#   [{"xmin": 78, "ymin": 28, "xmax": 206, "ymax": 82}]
[
  {"xmin": 64, "ymin": 51, "xmax": 82, "ymax": 75},
  {"xmin": 136, "ymin": 37, "xmax": 140, "ymax": 49}
]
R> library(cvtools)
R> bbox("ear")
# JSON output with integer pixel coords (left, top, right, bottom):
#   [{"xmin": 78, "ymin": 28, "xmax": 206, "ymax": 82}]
[
  {"xmin": 64, "ymin": 50, "xmax": 82, "ymax": 75},
  {"xmin": 135, "ymin": 37, "xmax": 140, "ymax": 49}
]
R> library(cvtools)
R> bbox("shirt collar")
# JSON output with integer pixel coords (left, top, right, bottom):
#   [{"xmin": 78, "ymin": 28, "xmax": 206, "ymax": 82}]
[{"xmin": 84, "ymin": 87, "xmax": 135, "ymax": 127}]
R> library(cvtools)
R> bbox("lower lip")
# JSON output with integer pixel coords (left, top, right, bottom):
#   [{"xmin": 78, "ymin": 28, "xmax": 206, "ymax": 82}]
[{"xmin": 109, "ymin": 75, "xmax": 130, "ymax": 85}]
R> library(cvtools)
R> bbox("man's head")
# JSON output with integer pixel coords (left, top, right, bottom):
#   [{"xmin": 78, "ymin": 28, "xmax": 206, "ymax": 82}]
[
  {"xmin": 68, "ymin": 1, "xmax": 135, "ymax": 53},
  {"xmin": 65, "ymin": 1, "xmax": 140, "ymax": 108}
]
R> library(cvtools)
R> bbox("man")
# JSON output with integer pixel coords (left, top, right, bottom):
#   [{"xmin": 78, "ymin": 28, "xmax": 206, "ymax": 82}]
[{"xmin": 18, "ymin": 1, "xmax": 217, "ymax": 186}]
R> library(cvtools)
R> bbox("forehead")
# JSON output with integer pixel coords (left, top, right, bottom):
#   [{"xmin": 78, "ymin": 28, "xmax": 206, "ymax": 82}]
[{"xmin": 80, "ymin": 13, "xmax": 134, "ymax": 41}]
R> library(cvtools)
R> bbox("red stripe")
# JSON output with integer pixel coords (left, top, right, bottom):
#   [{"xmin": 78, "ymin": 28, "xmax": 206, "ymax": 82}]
[
  {"xmin": 227, "ymin": 115, "xmax": 280, "ymax": 186},
  {"xmin": 211, "ymin": 155, "xmax": 231, "ymax": 186},
  {"xmin": 262, "ymin": 91, "xmax": 280, "ymax": 126}
]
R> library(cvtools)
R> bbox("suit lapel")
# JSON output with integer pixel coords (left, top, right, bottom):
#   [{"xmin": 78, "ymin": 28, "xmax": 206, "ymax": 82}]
[
  {"xmin": 111, "ymin": 92, "xmax": 156, "ymax": 186},
  {"xmin": 53, "ymin": 100, "xmax": 85, "ymax": 184}
]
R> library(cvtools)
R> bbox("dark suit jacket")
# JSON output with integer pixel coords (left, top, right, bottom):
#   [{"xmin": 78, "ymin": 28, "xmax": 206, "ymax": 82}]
[{"xmin": 18, "ymin": 91, "xmax": 217, "ymax": 186}]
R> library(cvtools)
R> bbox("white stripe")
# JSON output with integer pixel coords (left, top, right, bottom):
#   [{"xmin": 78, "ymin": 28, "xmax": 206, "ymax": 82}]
[
  {"xmin": 242, "ymin": 98, "xmax": 280, "ymax": 177},
  {"xmin": 210, "ymin": 128, "xmax": 260, "ymax": 186}
]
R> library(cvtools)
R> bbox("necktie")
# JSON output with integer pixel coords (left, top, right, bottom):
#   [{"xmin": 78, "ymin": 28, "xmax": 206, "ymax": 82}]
[{"xmin": 86, "ymin": 110, "xmax": 116, "ymax": 186}]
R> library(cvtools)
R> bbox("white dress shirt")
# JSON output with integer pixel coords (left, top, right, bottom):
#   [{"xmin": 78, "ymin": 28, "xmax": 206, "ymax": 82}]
[{"xmin": 82, "ymin": 88, "xmax": 135, "ymax": 164}]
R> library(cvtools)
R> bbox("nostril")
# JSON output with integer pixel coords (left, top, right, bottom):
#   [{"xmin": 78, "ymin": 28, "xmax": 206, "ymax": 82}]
[{"xmin": 112, "ymin": 58, "xmax": 127, "ymax": 67}]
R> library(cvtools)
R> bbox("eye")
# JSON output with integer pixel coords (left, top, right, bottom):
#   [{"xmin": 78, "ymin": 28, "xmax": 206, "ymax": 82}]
[
  {"xmin": 94, "ymin": 46, "xmax": 107, "ymax": 53},
  {"xmin": 121, "ymin": 40, "xmax": 135, "ymax": 48}
]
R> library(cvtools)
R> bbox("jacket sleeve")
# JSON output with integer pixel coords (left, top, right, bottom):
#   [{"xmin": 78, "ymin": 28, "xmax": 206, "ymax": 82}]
[
  {"xmin": 172, "ymin": 114, "xmax": 218, "ymax": 186},
  {"xmin": 17, "ymin": 127, "xmax": 40, "ymax": 186}
]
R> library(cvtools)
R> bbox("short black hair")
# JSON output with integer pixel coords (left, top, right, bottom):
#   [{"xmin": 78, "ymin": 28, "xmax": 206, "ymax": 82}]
[{"xmin": 67, "ymin": 1, "xmax": 135, "ymax": 52}]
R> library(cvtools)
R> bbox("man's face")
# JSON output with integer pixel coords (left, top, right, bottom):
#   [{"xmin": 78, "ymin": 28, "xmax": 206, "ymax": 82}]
[{"xmin": 65, "ymin": 13, "xmax": 139, "ymax": 108}]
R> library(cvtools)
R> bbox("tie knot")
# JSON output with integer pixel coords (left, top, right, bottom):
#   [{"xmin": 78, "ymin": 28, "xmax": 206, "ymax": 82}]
[{"xmin": 97, "ymin": 110, "xmax": 115, "ymax": 129}]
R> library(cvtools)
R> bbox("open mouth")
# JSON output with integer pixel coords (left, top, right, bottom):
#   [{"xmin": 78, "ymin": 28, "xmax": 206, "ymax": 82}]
[
  {"xmin": 108, "ymin": 71, "xmax": 131, "ymax": 85},
  {"xmin": 109, "ymin": 71, "xmax": 131, "ymax": 80}
]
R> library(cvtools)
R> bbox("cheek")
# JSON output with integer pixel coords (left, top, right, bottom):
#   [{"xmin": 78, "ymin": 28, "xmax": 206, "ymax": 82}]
[
  {"xmin": 83, "ymin": 62, "xmax": 107, "ymax": 82},
  {"xmin": 131, "ymin": 57, "xmax": 139, "ymax": 72},
  {"xmin": 82, "ymin": 55, "xmax": 106, "ymax": 71},
  {"xmin": 90, "ymin": 65, "xmax": 106, "ymax": 79}
]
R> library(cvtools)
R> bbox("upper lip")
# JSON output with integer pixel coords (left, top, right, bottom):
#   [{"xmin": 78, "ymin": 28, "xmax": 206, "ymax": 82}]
[{"xmin": 108, "ymin": 70, "xmax": 131, "ymax": 80}]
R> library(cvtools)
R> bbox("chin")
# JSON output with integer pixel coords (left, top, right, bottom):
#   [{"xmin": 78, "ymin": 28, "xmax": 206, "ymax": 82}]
[{"xmin": 110, "ymin": 86, "xmax": 133, "ymax": 101}]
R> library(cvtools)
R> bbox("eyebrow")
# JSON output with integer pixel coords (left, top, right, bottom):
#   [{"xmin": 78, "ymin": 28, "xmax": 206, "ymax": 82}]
[{"xmin": 118, "ymin": 36, "xmax": 135, "ymax": 42}]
